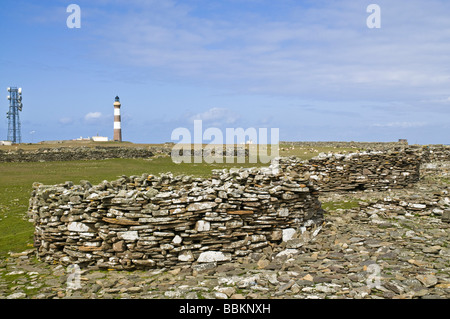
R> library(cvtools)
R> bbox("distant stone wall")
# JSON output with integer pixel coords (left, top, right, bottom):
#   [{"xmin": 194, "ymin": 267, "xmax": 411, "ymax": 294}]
[
  {"xmin": 0, "ymin": 147, "xmax": 155, "ymax": 162},
  {"xmin": 421, "ymin": 161, "xmax": 450, "ymax": 180},
  {"xmin": 0, "ymin": 146, "xmax": 249, "ymax": 162},
  {"xmin": 281, "ymin": 141, "xmax": 409, "ymax": 151},
  {"xmin": 421, "ymin": 145, "xmax": 450, "ymax": 162},
  {"xmin": 277, "ymin": 150, "xmax": 421, "ymax": 192},
  {"xmin": 27, "ymin": 164, "xmax": 323, "ymax": 270},
  {"xmin": 282, "ymin": 142, "xmax": 450, "ymax": 159}
]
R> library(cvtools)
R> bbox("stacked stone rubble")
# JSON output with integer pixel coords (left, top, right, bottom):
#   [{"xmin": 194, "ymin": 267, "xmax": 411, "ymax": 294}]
[
  {"xmin": 359, "ymin": 187, "xmax": 450, "ymax": 221},
  {"xmin": 27, "ymin": 165, "xmax": 323, "ymax": 270}
]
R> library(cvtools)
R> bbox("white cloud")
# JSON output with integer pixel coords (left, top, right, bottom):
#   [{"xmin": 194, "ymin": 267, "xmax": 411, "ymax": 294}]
[
  {"xmin": 189, "ymin": 107, "xmax": 239, "ymax": 125},
  {"xmin": 92, "ymin": 0, "xmax": 450, "ymax": 104},
  {"xmin": 84, "ymin": 112, "xmax": 103, "ymax": 121},
  {"xmin": 58, "ymin": 117, "xmax": 73, "ymax": 125},
  {"xmin": 418, "ymin": 97, "xmax": 450, "ymax": 104},
  {"xmin": 372, "ymin": 122, "xmax": 427, "ymax": 129}
]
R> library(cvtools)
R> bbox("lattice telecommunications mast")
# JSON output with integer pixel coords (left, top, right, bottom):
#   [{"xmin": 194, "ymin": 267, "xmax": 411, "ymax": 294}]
[{"xmin": 6, "ymin": 87, "xmax": 23, "ymax": 144}]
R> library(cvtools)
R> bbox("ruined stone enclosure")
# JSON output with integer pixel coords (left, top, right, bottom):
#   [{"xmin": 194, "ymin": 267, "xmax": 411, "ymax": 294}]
[{"xmin": 27, "ymin": 149, "xmax": 425, "ymax": 270}]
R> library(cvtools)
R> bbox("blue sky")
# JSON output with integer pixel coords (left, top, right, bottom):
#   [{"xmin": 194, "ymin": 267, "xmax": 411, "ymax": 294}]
[{"xmin": 1, "ymin": 0, "xmax": 449, "ymax": 144}]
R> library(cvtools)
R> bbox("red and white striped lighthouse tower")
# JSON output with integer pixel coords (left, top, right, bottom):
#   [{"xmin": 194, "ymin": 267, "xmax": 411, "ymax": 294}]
[{"xmin": 113, "ymin": 96, "xmax": 122, "ymax": 142}]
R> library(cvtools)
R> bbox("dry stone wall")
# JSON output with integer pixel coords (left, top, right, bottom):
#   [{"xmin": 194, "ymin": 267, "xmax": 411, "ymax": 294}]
[
  {"xmin": 27, "ymin": 164, "xmax": 323, "ymax": 270},
  {"xmin": 26, "ymin": 149, "xmax": 425, "ymax": 270},
  {"xmin": 0, "ymin": 147, "xmax": 155, "ymax": 162},
  {"xmin": 421, "ymin": 145, "xmax": 450, "ymax": 162},
  {"xmin": 281, "ymin": 141, "xmax": 409, "ymax": 151},
  {"xmin": 0, "ymin": 146, "xmax": 249, "ymax": 162},
  {"xmin": 277, "ymin": 150, "xmax": 421, "ymax": 192}
]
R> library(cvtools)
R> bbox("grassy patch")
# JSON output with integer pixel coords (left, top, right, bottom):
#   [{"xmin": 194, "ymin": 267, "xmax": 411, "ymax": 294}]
[
  {"xmin": 196, "ymin": 291, "xmax": 206, "ymax": 299},
  {"xmin": 321, "ymin": 200, "xmax": 360, "ymax": 212},
  {"xmin": 0, "ymin": 185, "xmax": 34, "ymax": 255},
  {"xmin": 278, "ymin": 144, "xmax": 363, "ymax": 160},
  {"xmin": 0, "ymin": 268, "xmax": 47, "ymax": 298}
]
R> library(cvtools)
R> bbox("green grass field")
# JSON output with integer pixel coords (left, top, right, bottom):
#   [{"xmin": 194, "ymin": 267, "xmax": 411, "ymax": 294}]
[{"xmin": 0, "ymin": 143, "xmax": 360, "ymax": 256}]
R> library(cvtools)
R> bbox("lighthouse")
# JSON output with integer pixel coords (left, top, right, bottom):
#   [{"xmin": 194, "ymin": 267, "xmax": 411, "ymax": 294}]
[{"xmin": 113, "ymin": 96, "xmax": 122, "ymax": 142}]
